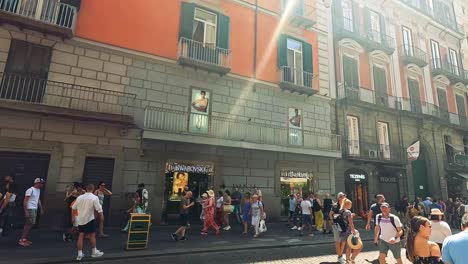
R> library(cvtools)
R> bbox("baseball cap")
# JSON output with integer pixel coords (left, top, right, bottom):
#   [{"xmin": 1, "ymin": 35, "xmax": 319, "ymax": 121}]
[
  {"xmin": 380, "ymin": 202, "xmax": 390, "ymax": 208},
  {"xmin": 34, "ymin": 178, "xmax": 46, "ymax": 184},
  {"xmin": 337, "ymin": 192, "xmax": 346, "ymax": 198}
]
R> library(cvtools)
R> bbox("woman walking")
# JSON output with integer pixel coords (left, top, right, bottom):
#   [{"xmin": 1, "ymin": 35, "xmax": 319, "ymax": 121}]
[
  {"xmin": 62, "ymin": 182, "xmax": 84, "ymax": 242},
  {"xmin": 242, "ymin": 194, "xmax": 251, "ymax": 235},
  {"xmin": 313, "ymin": 194, "xmax": 324, "ymax": 232},
  {"xmin": 222, "ymin": 190, "xmax": 232, "ymax": 231},
  {"xmin": 201, "ymin": 190, "xmax": 219, "ymax": 236},
  {"xmin": 94, "ymin": 182, "xmax": 112, "ymax": 238},
  {"xmin": 323, "ymin": 193, "xmax": 333, "ymax": 234},
  {"xmin": 429, "ymin": 209, "xmax": 452, "ymax": 251},
  {"xmin": 340, "ymin": 198, "xmax": 362, "ymax": 264},
  {"xmin": 215, "ymin": 191, "xmax": 224, "ymax": 227},
  {"xmin": 406, "ymin": 216, "xmax": 443, "ymax": 263},
  {"xmin": 250, "ymin": 194, "xmax": 264, "ymax": 238}
]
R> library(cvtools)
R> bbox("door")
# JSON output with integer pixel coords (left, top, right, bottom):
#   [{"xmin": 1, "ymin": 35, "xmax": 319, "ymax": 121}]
[
  {"xmin": 286, "ymin": 38, "xmax": 303, "ymax": 86},
  {"xmin": 449, "ymin": 49, "xmax": 460, "ymax": 76},
  {"xmin": 342, "ymin": 0, "xmax": 353, "ymax": 32},
  {"xmin": 402, "ymin": 27, "xmax": 413, "ymax": 56},
  {"xmin": 437, "ymin": 88, "xmax": 449, "ymax": 120},
  {"xmin": 82, "ymin": 157, "xmax": 115, "ymax": 225},
  {"xmin": 1, "ymin": 40, "xmax": 51, "ymax": 103},
  {"xmin": 408, "ymin": 79, "xmax": 422, "ymax": 113},
  {"xmin": 343, "ymin": 56, "xmax": 359, "ymax": 99},
  {"xmin": 412, "ymin": 159, "xmax": 428, "ymax": 199},
  {"xmin": 373, "ymin": 66, "xmax": 388, "ymax": 106},
  {"xmin": 377, "ymin": 122, "xmax": 390, "ymax": 160},
  {"xmin": 0, "ymin": 152, "xmax": 50, "ymax": 227},
  {"xmin": 431, "ymin": 40, "xmax": 440, "ymax": 68},
  {"xmin": 456, "ymin": 94, "xmax": 467, "ymax": 126},
  {"xmin": 369, "ymin": 11, "xmax": 381, "ymax": 43},
  {"xmin": 347, "ymin": 115, "xmax": 360, "ymax": 156}
]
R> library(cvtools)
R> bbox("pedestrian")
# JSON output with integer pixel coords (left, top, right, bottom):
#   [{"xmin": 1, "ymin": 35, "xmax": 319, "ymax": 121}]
[
  {"xmin": 323, "ymin": 193, "xmax": 333, "ymax": 234},
  {"xmin": 329, "ymin": 192, "xmax": 347, "ymax": 264},
  {"xmin": 121, "ymin": 192, "xmax": 143, "ymax": 232},
  {"xmin": 366, "ymin": 194, "xmax": 385, "ymax": 231},
  {"xmin": 288, "ymin": 194, "xmax": 296, "ymax": 228},
  {"xmin": 231, "ymin": 187, "xmax": 242, "ymax": 225},
  {"xmin": 242, "ymin": 193, "xmax": 251, "ymax": 235},
  {"xmin": 201, "ymin": 190, "xmax": 219, "ymax": 236},
  {"xmin": 374, "ymin": 202, "xmax": 404, "ymax": 264},
  {"xmin": 395, "ymin": 196, "xmax": 410, "ymax": 228},
  {"xmin": 249, "ymin": 194, "xmax": 264, "ymax": 238},
  {"xmin": 423, "ymin": 197, "xmax": 433, "ymax": 217},
  {"xmin": 312, "ymin": 193, "xmax": 324, "ymax": 232},
  {"xmin": 437, "ymin": 199, "xmax": 446, "ymax": 213},
  {"xmin": 215, "ymin": 191, "xmax": 223, "ymax": 226},
  {"xmin": 446, "ymin": 198, "xmax": 454, "ymax": 228},
  {"xmin": 293, "ymin": 193, "xmax": 303, "ymax": 231},
  {"xmin": 136, "ymin": 183, "xmax": 149, "ymax": 213},
  {"xmin": 222, "ymin": 190, "xmax": 232, "ymax": 230},
  {"xmin": 340, "ymin": 198, "xmax": 361, "ymax": 263},
  {"xmin": 406, "ymin": 216, "xmax": 443, "ymax": 264},
  {"xmin": 429, "ymin": 208, "xmax": 452, "ymax": 251},
  {"xmin": 18, "ymin": 178, "xmax": 46, "ymax": 247},
  {"xmin": 94, "ymin": 182, "xmax": 112, "ymax": 238},
  {"xmin": 171, "ymin": 191, "xmax": 194, "ymax": 241},
  {"xmin": 72, "ymin": 184, "xmax": 104, "ymax": 261},
  {"xmin": 63, "ymin": 182, "xmax": 84, "ymax": 242},
  {"xmin": 300, "ymin": 193, "xmax": 314, "ymax": 237},
  {"xmin": 442, "ymin": 213, "xmax": 468, "ymax": 264},
  {"xmin": 409, "ymin": 197, "xmax": 424, "ymax": 219},
  {"xmin": 0, "ymin": 174, "xmax": 16, "ymax": 237}
]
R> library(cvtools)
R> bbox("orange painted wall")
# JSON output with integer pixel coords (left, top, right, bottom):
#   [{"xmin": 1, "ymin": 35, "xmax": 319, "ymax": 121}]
[
  {"xmin": 447, "ymin": 86, "xmax": 456, "ymax": 113},
  {"xmin": 304, "ymin": 30, "xmax": 319, "ymax": 91},
  {"xmin": 359, "ymin": 53, "xmax": 371, "ymax": 89},
  {"xmin": 256, "ymin": 13, "xmax": 279, "ymax": 83}
]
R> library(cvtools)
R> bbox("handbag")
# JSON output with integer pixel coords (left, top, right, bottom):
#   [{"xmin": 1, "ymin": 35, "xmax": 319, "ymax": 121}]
[
  {"xmin": 223, "ymin": 205, "xmax": 234, "ymax": 213},
  {"xmin": 259, "ymin": 220, "xmax": 267, "ymax": 233}
]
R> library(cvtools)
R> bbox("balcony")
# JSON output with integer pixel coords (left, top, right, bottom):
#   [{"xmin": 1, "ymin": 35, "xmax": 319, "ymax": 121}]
[
  {"xmin": 143, "ymin": 106, "xmax": 342, "ymax": 157},
  {"xmin": 0, "ymin": 72, "xmax": 140, "ymax": 124},
  {"xmin": 431, "ymin": 58, "xmax": 466, "ymax": 84},
  {"xmin": 345, "ymin": 140, "xmax": 406, "ymax": 164},
  {"xmin": 0, "ymin": 0, "xmax": 77, "ymax": 38},
  {"xmin": 447, "ymin": 152, "xmax": 468, "ymax": 172},
  {"xmin": 281, "ymin": 0, "xmax": 316, "ymax": 29},
  {"xmin": 279, "ymin": 66, "xmax": 316, "ymax": 96},
  {"xmin": 337, "ymin": 85, "xmax": 401, "ymax": 110},
  {"xmin": 177, "ymin": 38, "xmax": 231, "ymax": 75},
  {"xmin": 399, "ymin": 45, "xmax": 428, "ymax": 68}
]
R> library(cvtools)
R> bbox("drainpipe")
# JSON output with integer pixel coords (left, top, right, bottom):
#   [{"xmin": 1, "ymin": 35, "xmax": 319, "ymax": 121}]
[{"xmin": 253, "ymin": 0, "xmax": 258, "ymax": 79}]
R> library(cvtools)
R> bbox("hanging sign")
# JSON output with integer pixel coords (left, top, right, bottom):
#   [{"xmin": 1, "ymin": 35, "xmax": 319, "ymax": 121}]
[{"xmin": 407, "ymin": 141, "xmax": 420, "ymax": 161}]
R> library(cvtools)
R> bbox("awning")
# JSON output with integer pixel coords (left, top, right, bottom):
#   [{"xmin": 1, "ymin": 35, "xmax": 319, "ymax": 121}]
[
  {"xmin": 455, "ymin": 173, "xmax": 468, "ymax": 180},
  {"xmin": 445, "ymin": 143, "xmax": 464, "ymax": 152}
]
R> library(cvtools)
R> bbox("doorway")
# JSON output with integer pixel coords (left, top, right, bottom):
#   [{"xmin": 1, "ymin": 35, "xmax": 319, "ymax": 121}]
[{"xmin": 412, "ymin": 150, "xmax": 429, "ymax": 199}]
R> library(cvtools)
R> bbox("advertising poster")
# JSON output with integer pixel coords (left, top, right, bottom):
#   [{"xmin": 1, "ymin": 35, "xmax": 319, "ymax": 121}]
[
  {"xmin": 288, "ymin": 108, "xmax": 303, "ymax": 145},
  {"xmin": 189, "ymin": 89, "xmax": 210, "ymax": 133},
  {"xmin": 169, "ymin": 172, "xmax": 189, "ymax": 201}
]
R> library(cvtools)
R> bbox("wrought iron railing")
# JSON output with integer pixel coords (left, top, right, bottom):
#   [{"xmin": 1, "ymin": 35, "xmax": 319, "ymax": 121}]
[
  {"xmin": 283, "ymin": 0, "xmax": 316, "ymax": 23},
  {"xmin": 0, "ymin": 0, "xmax": 77, "ymax": 29},
  {"xmin": 399, "ymin": 45, "xmax": 427, "ymax": 65},
  {"xmin": 431, "ymin": 57, "xmax": 465, "ymax": 80},
  {"xmin": 337, "ymin": 85, "xmax": 401, "ymax": 110},
  {"xmin": 345, "ymin": 140, "xmax": 406, "ymax": 163},
  {"xmin": 144, "ymin": 106, "xmax": 341, "ymax": 152},
  {"xmin": 177, "ymin": 37, "xmax": 230, "ymax": 69},
  {"xmin": 279, "ymin": 66, "xmax": 314, "ymax": 89},
  {"xmin": 0, "ymin": 73, "xmax": 139, "ymax": 115},
  {"xmin": 447, "ymin": 152, "xmax": 468, "ymax": 170}
]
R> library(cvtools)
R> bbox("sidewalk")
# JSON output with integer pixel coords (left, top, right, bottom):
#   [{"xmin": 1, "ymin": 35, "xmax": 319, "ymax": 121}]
[{"xmin": 0, "ymin": 220, "xmax": 378, "ymax": 264}]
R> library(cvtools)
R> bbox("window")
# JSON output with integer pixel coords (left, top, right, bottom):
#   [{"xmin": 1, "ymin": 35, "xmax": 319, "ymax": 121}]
[
  {"xmin": 277, "ymin": 34, "xmax": 313, "ymax": 88},
  {"xmin": 377, "ymin": 122, "xmax": 390, "ymax": 160},
  {"xmin": 373, "ymin": 66, "xmax": 388, "ymax": 106},
  {"xmin": 430, "ymin": 40, "xmax": 440, "ymax": 68},
  {"xmin": 456, "ymin": 94, "xmax": 467, "ymax": 126},
  {"xmin": 370, "ymin": 11, "xmax": 381, "ymax": 43},
  {"xmin": 449, "ymin": 49, "xmax": 460, "ymax": 76},
  {"xmin": 347, "ymin": 115, "xmax": 360, "ymax": 156},
  {"xmin": 342, "ymin": 0, "xmax": 353, "ymax": 32},
  {"xmin": 408, "ymin": 78, "xmax": 421, "ymax": 113},
  {"xmin": 193, "ymin": 8, "xmax": 217, "ymax": 46},
  {"xmin": 437, "ymin": 88, "xmax": 449, "ymax": 120},
  {"xmin": 402, "ymin": 27, "xmax": 413, "ymax": 56},
  {"xmin": 287, "ymin": 38, "xmax": 303, "ymax": 86}
]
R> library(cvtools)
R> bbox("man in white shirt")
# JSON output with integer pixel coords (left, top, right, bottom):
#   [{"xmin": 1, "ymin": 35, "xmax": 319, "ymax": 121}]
[
  {"xmin": 19, "ymin": 178, "xmax": 45, "ymax": 247},
  {"xmin": 72, "ymin": 184, "xmax": 104, "ymax": 261},
  {"xmin": 300, "ymin": 194, "xmax": 314, "ymax": 236},
  {"xmin": 373, "ymin": 202, "xmax": 404, "ymax": 264}
]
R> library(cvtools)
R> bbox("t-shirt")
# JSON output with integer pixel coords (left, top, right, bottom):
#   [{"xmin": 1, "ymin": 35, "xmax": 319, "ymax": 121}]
[
  {"xmin": 216, "ymin": 197, "xmax": 224, "ymax": 208},
  {"xmin": 231, "ymin": 191, "xmax": 242, "ymax": 205},
  {"xmin": 72, "ymin": 192, "xmax": 103, "ymax": 226},
  {"xmin": 377, "ymin": 214, "xmax": 402, "ymax": 243},
  {"xmin": 323, "ymin": 198, "xmax": 333, "ymax": 213},
  {"xmin": 370, "ymin": 203, "xmax": 382, "ymax": 222},
  {"xmin": 289, "ymin": 198, "xmax": 296, "ymax": 211},
  {"xmin": 300, "ymin": 200, "xmax": 312, "ymax": 215},
  {"xmin": 25, "ymin": 187, "xmax": 41, "ymax": 210},
  {"xmin": 251, "ymin": 201, "xmax": 263, "ymax": 217},
  {"xmin": 429, "ymin": 221, "xmax": 452, "ymax": 244},
  {"xmin": 180, "ymin": 196, "xmax": 190, "ymax": 214},
  {"xmin": 442, "ymin": 231, "xmax": 468, "ymax": 264}
]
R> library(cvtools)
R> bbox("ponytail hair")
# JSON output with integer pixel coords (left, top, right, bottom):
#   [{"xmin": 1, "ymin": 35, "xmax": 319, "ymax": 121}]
[{"xmin": 405, "ymin": 216, "xmax": 429, "ymax": 262}]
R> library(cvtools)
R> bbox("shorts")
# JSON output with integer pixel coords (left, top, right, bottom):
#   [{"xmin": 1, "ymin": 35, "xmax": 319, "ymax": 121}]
[
  {"xmin": 26, "ymin": 209, "xmax": 37, "ymax": 225},
  {"xmin": 302, "ymin": 214, "xmax": 312, "ymax": 225},
  {"xmin": 332, "ymin": 223, "xmax": 341, "ymax": 242},
  {"xmin": 288, "ymin": 210, "xmax": 295, "ymax": 219},
  {"xmin": 78, "ymin": 219, "xmax": 96, "ymax": 234},
  {"xmin": 179, "ymin": 214, "xmax": 189, "ymax": 226},
  {"xmin": 379, "ymin": 239, "xmax": 402, "ymax": 259}
]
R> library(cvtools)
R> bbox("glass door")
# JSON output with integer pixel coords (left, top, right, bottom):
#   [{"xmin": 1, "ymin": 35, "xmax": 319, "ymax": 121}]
[{"xmin": 402, "ymin": 27, "xmax": 413, "ymax": 56}]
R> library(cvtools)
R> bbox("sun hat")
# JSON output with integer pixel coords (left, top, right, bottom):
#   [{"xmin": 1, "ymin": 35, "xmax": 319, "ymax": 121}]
[
  {"xmin": 347, "ymin": 233, "xmax": 363, "ymax": 250},
  {"xmin": 207, "ymin": 190, "xmax": 215, "ymax": 197},
  {"xmin": 201, "ymin": 193, "xmax": 208, "ymax": 198},
  {"xmin": 430, "ymin": 208, "xmax": 444, "ymax": 215},
  {"xmin": 34, "ymin": 178, "xmax": 46, "ymax": 184}
]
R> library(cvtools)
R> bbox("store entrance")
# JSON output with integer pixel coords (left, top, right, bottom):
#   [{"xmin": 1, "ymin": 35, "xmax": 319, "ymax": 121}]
[
  {"xmin": 280, "ymin": 170, "xmax": 314, "ymax": 217},
  {"xmin": 344, "ymin": 168, "xmax": 369, "ymax": 218}
]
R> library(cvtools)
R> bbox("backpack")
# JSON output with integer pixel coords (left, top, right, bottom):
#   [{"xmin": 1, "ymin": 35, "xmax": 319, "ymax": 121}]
[
  {"xmin": 429, "ymin": 203, "xmax": 439, "ymax": 210},
  {"xmin": 377, "ymin": 214, "xmax": 405, "ymax": 239},
  {"xmin": 333, "ymin": 209, "xmax": 348, "ymax": 233}
]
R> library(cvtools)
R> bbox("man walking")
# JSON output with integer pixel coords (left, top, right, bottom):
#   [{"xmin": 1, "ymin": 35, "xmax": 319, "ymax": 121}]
[
  {"xmin": 72, "ymin": 184, "xmax": 104, "ymax": 261},
  {"xmin": 329, "ymin": 192, "xmax": 346, "ymax": 264},
  {"xmin": 442, "ymin": 213, "xmax": 468, "ymax": 264},
  {"xmin": 374, "ymin": 202, "xmax": 404, "ymax": 264},
  {"xmin": 172, "ymin": 191, "xmax": 194, "ymax": 241},
  {"xmin": 366, "ymin": 194, "xmax": 385, "ymax": 230},
  {"xmin": 19, "ymin": 178, "xmax": 45, "ymax": 247},
  {"xmin": 395, "ymin": 196, "xmax": 410, "ymax": 228},
  {"xmin": 231, "ymin": 187, "xmax": 242, "ymax": 225},
  {"xmin": 300, "ymin": 193, "xmax": 313, "ymax": 236}
]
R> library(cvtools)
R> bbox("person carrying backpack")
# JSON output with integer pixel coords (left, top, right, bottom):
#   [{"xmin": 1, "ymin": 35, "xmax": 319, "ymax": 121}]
[{"xmin": 373, "ymin": 202, "xmax": 404, "ymax": 264}]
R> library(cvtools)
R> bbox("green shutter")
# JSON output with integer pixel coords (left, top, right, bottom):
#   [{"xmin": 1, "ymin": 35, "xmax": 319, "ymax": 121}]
[
  {"xmin": 277, "ymin": 34, "xmax": 288, "ymax": 68},
  {"xmin": 437, "ymin": 89, "xmax": 448, "ymax": 111},
  {"xmin": 343, "ymin": 56, "xmax": 359, "ymax": 89},
  {"xmin": 302, "ymin": 41, "xmax": 313, "ymax": 88},
  {"xmin": 333, "ymin": 0, "xmax": 343, "ymax": 29},
  {"xmin": 179, "ymin": 2, "xmax": 195, "ymax": 40},
  {"xmin": 373, "ymin": 67, "xmax": 387, "ymax": 96},
  {"xmin": 363, "ymin": 7, "xmax": 371, "ymax": 36},
  {"xmin": 351, "ymin": 1, "xmax": 359, "ymax": 32},
  {"xmin": 295, "ymin": 0, "xmax": 305, "ymax": 17},
  {"xmin": 379, "ymin": 13, "xmax": 387, "ymax": 45},
  {"xmin": 456, "ymin": 95, "xmax": 466, "ymax": 117},
  {"xmin": 408, "ymin": 79, "xmax": 422, "ymax": 113},
  {"xmin": 217, "ymin": 13, "xmax": 230, "ymax": 49}
]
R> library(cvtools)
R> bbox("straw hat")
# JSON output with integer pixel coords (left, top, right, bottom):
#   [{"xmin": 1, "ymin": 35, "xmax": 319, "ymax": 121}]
[
  {"xmin": 207, "ymin": 190, "xmax": 215, "ymax": 197},
  {"xmin": 430, "ymin": 208, "xmax": 444, "ymax": 216},
  {"xmin": 347, "ymin": 234, "xmax": 363, "ymax": 250},
  {"xmin": 201, "ymin": 193, "xmax": 208, "ymax": 198}
]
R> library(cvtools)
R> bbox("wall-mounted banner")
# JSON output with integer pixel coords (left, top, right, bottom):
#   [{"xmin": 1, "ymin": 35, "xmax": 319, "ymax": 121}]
[
  {"xmin": 189, "ymin": 89, "xmax": 210, "ymax": 133},
  {"xmin": 288, "ymin": 108, "xmax": 303, "ymax": 146},
  {"xmin": 407, "ymin": 141, "xmax": 420, "ymax": 161}
]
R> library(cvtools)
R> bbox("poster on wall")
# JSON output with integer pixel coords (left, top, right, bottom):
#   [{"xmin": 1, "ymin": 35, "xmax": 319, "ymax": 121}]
[
  {"xmin": 169, "ymin": 172, "xmax": 189, "ymax": 201},
  {"xmin": 189, "ymin": 89, "xmax": 210, "ymax": 133},
  {"xmin": 288, "ymin": 108, "xmax": 303, "ymax": 145}
]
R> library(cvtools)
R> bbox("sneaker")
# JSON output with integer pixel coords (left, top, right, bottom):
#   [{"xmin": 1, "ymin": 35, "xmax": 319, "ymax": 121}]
[
  {"xmin": 18, "ymin": 239, "xmax": 30, "ymax": 247},
  {"xmin": 253, "ymin": 234, "xmax": 259, "ymax": 238},
  {"xmin": 297, "ymin": 227, "xmax": 302, "ymax": 231},
  {"xmin": 291, "ymin": 226, "xmax": 298, "ymax": 230},
  {"xmin": 200, "ymin": 232, "xmax": 207, "ymax": 236},
  {"xmin": 338, "ymin": 256, "xmax": 346, "ymax": 264},
  {"xmin": 171, "ymin": 233, "xmax": 178, "ymax": 241},
  {"xmin": 91, "ymin": 250, "xmax": 104, "ymax": 258},
  {"xmin": 180, "ymin": 237, "xmax": 188, "ymax": 241},
  {"xmin": 224, "ymin": 226, "xmax": 231, "ymax": 231},
  {"xmin": 62, "ymin": 233, "xmax": 67, "ymax": 242},
  {"xmin": 76, "ymin": 254, "xmax": 84, "ymax": 261}
]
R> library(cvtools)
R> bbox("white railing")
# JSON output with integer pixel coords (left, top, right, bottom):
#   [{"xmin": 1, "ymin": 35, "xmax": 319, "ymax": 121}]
[
  {"xmin": 144, "ymin": 106, "xmax": 341, "ymax": 152},
  {"xmin": 0, "ymin": 0, "xmax": 77, "ymax": 29},
  {"xmin": 280, "ymin": 66, "xmax": 314, "ymax": 88},
  {"xmin": 177, "ymin": 37, "xmax": 230, "ymax": 69}
]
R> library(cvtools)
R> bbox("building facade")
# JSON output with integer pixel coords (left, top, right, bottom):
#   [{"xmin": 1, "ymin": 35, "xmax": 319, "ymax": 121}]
[
  {"xmin": 332, "ymin": 0, "xmax": 468, "ymax": 213},
  {"xmin": 0, "ymin": 0, "xmax": 340, "ymax": 225}
]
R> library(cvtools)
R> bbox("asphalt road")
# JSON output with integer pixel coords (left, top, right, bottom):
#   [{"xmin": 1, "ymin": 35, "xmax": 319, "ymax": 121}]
[{"xmin": 74, "ymin": 241, "xmax": 412, "ymax": 264}]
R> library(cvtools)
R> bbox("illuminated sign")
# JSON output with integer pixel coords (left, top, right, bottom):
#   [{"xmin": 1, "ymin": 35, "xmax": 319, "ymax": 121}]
[
  {"xmin": 165, "ymin": 162, "xmax": 214, "ymax": 174},
  {"xmin": 280, "ymin": 170, "xmax": 313, "ymax": 179}
]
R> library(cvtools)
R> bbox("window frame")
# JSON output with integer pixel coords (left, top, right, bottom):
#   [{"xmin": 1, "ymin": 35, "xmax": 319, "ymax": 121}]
[
  {"xmin": 193, "ymin": 8, "xmax": 218, "ymax": 46},
  {"xmin": 402, "ymin": 26, "xmax": 414, "ymax": 56},
  {"xmin": 430, "ymin": 39, "xmax": 440, "ymax": 68},
  {"xmin": 286, "ymin": 38, "xmax": 304, "ymax": 86},
  {"xmin": 377, "ymin": 121, "xmax": 391, "ymax": 160},
  {"xmin": 342, "ymin": 0, "xmax": 354, "ymax": 32},
  {"xmin": 346, "ymin": 115, "xmax": 360, "ymax": 156},
  {"xmin": 448, "ymin": 48, "xmax": 460, "ymax": 75}
]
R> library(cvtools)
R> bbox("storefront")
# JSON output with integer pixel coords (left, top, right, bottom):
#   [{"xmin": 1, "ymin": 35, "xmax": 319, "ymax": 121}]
[
  {"xmin": 376, "ymin": 167, "xmax": 402, "ymax": 207},
  {"xmin": 447, "ymin": 172, "xmax": 468, "ymax": 199},
  {"xmin": 280, "ymin": 169, "xmax": 314, "ymax": 216},
  {"xmin": 344, "ymin": 168, "xmax": 369, "ymax": 218}
]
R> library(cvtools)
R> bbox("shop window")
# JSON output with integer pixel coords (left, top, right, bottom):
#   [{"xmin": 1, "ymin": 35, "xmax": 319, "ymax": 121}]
[{"xmin": 280, "ymin": 170, "xmax": 314, "ymax": 216}]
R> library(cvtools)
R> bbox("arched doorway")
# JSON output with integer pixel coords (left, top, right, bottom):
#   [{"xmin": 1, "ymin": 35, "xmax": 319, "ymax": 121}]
[{"xmin": 412, "ymin": 146, "xmax": 429, "ymax": 199}]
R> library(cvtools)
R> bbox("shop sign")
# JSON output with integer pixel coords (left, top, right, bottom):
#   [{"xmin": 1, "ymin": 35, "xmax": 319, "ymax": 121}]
[
  {"xmin": 165, "ymin": 162, "xmax": 214, "ymax": 174},
  {"xmin": 280, "ymin": 170, "xmax": 313, "ymax": 179},
  {"xmin": 349, "ymin": 174, "xmax": 366, "ymax": 181},
  {"xmin": 379, "ymin": 176, "xmax": 397, "ymax": 183},
  {"xmin": 345, "ymin": 168, "xmax": 368, "ymax": 182}
]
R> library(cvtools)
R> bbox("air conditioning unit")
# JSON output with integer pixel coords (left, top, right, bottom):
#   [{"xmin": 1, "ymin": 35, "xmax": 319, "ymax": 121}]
[{"xmin": 368, "ymin": 149, "xmax": 378, "ymax": 159}]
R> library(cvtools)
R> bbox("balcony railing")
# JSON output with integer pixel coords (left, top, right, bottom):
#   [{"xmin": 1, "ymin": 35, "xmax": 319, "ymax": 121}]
[
  {"xmin": 345, "ymin": 140, "xmax": 406, "ymax": 164},
  {"xmin": 177, "ymin": 37, "xmax": 231, "ymax": 74},
  {"xmin": 282, "ymin": 0, "xmax": 316, "ymax": 28},
  {"xmin": 0, "ymin": 73, "xmax": 139, "ymax": 116},
  {"xmin": 0, "ymin": 0, "xmax": 77, "ymax": 30},
  {"xmin": 399, "ymin": 45, "xmax": 428, "ymax": 67},
  {"xmin": 431, "ymin": 57, "xmax": 466, "ymax": 84},
  {"xmin": 337, "ymin": 85, "xmax": 401, "ymax": 110},
  {"xmin": 279, "ymin": 66, "xmax": 316, "ymax": 96},
  {"xmin": 447, "ymin": 152, "xmax": 468, "ymax": 171},
  {"xmin": 144, "ymin": 106, "xmax": 341, "ymax": 152}
]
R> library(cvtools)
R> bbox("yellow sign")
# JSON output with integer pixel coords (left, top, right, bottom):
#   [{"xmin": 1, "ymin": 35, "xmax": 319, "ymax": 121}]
[
  {"xmin": 126, "ymin": 213, "xmax": 151, "ymax": 250},
  {"xmin": 170, "ymin": 172, "xmax": 189, "ymax": 201}
]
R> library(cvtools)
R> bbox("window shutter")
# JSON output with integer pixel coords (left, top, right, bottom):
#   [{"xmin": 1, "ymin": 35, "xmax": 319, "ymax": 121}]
[
  {"xmin": 179, "ymin": 2, "xmax": 196, "ymax": 40},
  {"xmin": 277, "ymin": 34, "xmax": 288, "ymax": 68},
  {"xmin": 302, "ymin": 41, "xmax": 313, "ymax": 88},
  {"xmin": 217, "ymin": 13, "xmax": 230, "ymax": 49},
  {"xmin": 363, "ymin": 7, "xmax": 371, "ymax": 36},
  {"xmin": 379, "ymin": 13, "xmax": 387, "ymax": 45},
  {"xmin": 333, "ymin": 0, "xmax": 343, "ymax": 29},
  {"xmin": 351, "ymin": 1, "xmax": 359, "ymax": 32},
  {"xmin": 456, "ymin": 95, "xmax": 466, "ymax": 117},
  {"xmin": 437, "ymin": 89, "xmax": 448, "ymax": 111}
]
